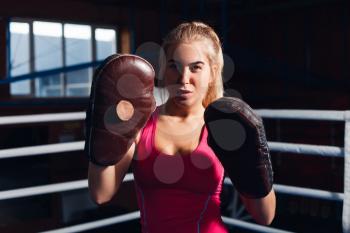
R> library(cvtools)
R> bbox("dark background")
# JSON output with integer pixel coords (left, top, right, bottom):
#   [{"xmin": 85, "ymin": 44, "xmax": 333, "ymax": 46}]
[{"xmin": 0, "ymin": 0, "xmax": 348, "ymax": 232}]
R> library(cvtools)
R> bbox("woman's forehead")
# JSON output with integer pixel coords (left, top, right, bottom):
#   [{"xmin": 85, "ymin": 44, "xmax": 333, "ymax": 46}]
[{"xmin": 166, "ymin": 41, "xmax": 210, "ymax": 64}]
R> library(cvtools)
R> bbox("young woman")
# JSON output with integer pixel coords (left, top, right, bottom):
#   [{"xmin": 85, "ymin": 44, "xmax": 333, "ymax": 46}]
[{"xmin": 88, "ymin": 21, "xmax": 276, "ymax": 233}]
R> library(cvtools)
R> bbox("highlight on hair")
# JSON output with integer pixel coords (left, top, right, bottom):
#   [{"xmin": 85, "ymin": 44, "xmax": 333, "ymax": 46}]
[{"xmin": 158, "ymin": 21, "xmax": 224, "ymax": 107}]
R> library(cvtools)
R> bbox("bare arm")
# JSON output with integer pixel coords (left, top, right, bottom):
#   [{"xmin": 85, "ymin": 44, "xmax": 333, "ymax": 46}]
[
  {"xmin": 88, "ymin": 142, "xmax": 135, "ymax": 205},
  {"xmin": 240, "ymin": 189, "xmax": 276, "ymax": 225}
]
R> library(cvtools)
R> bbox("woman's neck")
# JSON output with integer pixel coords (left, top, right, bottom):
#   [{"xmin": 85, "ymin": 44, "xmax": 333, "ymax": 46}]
[{"xmin": 161, "ymin": 100, "xmax": 205, "ymax": 120}]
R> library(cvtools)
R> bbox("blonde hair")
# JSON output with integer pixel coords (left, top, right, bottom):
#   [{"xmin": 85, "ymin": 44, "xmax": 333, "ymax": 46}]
[{"xmin": 158, "ymin": 21, "xmax": 224, "ymax": 107}]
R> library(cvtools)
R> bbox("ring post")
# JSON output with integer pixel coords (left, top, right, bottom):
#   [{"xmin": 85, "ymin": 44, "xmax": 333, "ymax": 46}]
[{"xmin": 343, "ymin": 111, "xmax": 350, "ymax": 233}]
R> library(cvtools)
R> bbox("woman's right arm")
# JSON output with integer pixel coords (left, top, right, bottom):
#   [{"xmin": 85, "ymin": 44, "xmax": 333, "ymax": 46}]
[{"xmin": 88, "ymin": 142, "xmax": 136, "ymax": 205}]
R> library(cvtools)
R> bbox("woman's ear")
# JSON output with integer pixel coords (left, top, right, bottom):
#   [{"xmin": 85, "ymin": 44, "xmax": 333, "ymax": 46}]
[{"xmin": 210, "ymin": 64, "xmax": 218, "ymax": 83}]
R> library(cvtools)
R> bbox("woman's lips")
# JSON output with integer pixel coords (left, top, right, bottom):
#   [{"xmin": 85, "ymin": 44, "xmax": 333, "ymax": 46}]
[{"xmin": 175, "ymin": 89, "xmax": 193, "ymax": 98}]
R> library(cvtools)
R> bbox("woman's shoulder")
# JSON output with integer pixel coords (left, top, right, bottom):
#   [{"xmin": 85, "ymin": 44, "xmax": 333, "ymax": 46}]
[{"xmin": 134, "ymin": 105, "xmax": 160, "ymax": 144}]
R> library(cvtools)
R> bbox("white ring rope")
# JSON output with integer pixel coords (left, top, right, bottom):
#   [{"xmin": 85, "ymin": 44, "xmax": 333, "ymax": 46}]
[
  {"xmin": 223, "ymin": 178, "xmax": 344, "ymax": 202},
  {"xmin": 0, "ymin": 141, "xmax": 343, "ymax": 160},
  {"xmin": 0, "ymin": 173, "xmax": 342, "ymax": 203},
  {"xmin": 269, "ymin": 141, "xmax": 344, "ymax": 157},
  {"xmin": 39, "ymin": 211, "xmax": 140, "ymax": 233},
  {"xmin": 273, "ymin": 184, "xmax": 344, "ymax": 202},
  {"xmin": 0, "ymin": 141, "xmax": 84, "ymax": 159},
  {"xmin": 0, "ymin": 109, "xmax": 347, "ymax": 126},
  {"xmin": 0, "ymin": 180, "xmax": 87, "ymax": 200},
  {"xmin": 256, "ymin": 109, "xmax": 347, "ymax": 121},
  {"xmin": 0, "ymin": 112, "xmax": 85, "ymax": 125},
  {"xmin": 0, "ymin": 173, "xmax": 134, "ymax": 200}
]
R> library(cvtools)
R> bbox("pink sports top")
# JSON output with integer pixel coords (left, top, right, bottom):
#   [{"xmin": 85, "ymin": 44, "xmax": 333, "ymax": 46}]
[{"xmin": 131, "ymin": 107, "xmax": 228, "ymax": 233}]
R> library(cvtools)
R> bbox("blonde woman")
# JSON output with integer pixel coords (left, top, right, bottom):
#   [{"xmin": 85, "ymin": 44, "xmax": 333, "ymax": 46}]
[{"xmin": 87, "ymin": 21, "xmax": 276, "ymax": 233}]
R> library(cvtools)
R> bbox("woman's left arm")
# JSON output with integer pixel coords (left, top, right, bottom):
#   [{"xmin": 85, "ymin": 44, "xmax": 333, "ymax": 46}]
[{"xmin": 240, "ymin": 189, "xmax": 276, "ymax": 225}]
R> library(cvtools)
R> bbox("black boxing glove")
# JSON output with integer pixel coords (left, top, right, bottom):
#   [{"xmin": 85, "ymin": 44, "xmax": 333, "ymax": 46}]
[
  {"xmin": 85, "ymin": 54, "xmax": 156, "ymax": 166},
  {"xmin": 204, "ymin": 97, "xmax": 273, "ymax": 198}
]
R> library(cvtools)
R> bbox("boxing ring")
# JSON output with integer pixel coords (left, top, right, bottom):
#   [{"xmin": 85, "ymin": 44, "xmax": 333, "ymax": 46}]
[{"xmin": 0, "ymin": 109, "xmax": 349, "ymax": 233}]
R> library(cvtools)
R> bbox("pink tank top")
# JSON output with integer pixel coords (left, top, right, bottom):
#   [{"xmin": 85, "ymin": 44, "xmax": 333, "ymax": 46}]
[{"xmin": 132, "ymin": 108, "xmax": 228, "ymax": 233}]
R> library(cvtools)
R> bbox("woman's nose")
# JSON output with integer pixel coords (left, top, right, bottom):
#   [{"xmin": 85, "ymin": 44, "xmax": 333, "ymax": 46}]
[{"xmin": 178, "ymin": 68, "xmax": 190, "ymax": 84}]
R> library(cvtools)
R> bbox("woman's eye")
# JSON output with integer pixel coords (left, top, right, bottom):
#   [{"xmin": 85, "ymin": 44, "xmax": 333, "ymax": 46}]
[{"xmin": 191, "ymin": 65, "xmax": 202, "ymax": 72}]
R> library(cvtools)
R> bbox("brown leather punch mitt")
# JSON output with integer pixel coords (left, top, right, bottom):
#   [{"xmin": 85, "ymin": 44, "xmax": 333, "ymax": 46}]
[{"xmin": 85, "ymin": 54, "xmax": 156, "ymax": 166}]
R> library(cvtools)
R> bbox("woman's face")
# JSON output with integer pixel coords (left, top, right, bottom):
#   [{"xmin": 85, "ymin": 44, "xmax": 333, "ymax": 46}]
[{"xmin": 163, "ymin": 40, "xmax": 212, "ymax": 109}]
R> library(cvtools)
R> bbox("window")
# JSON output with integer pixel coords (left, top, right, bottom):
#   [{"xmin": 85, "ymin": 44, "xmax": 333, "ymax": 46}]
[
  {"xmin": 96, "ymin": 28, "xmax": 117, "ymax": 60},
  {"xmin": 64, "ymin": 24, "xmax": 92, "ymax": 97},
  {"xmin": 33, "ymin": 21, "xmax": 63, "ymax": 97},
  {"xmin": 9, "ymin": 22, "xmax": 31, "ymax": 95},
  {"xmin": 9, "ymin": 19, "xmax": 118, "ymax": 97}
]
